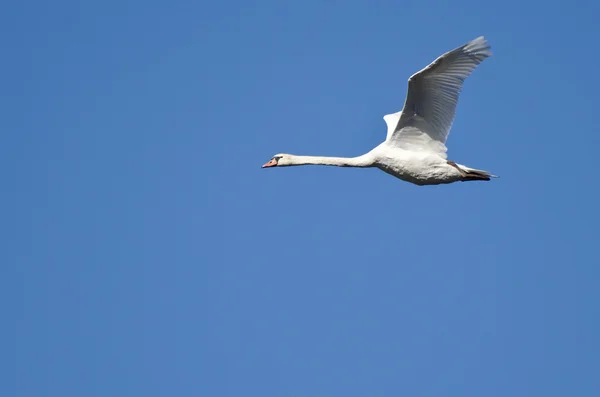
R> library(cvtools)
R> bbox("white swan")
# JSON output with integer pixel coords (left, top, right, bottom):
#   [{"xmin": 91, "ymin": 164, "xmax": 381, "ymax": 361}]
[{"xmin": 262, "ymin": 36, "xmax": 497, "ymax": 186}]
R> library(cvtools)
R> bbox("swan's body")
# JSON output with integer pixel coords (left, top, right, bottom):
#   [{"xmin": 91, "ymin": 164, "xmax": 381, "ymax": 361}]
[{"xmin": 262, "ymin": 36, "xmax": 496, "ymax": 186}]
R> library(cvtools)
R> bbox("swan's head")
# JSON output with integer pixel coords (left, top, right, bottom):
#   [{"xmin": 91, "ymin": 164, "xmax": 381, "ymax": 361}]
[{"xmin": 261, "ymin": 154, "xmax": 292, "ymax": 168}]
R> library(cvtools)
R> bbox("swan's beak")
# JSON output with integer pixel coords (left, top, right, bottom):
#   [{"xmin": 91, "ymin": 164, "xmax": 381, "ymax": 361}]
[{"xmin": 262, "ymin": 159, "xmax": 277, "ymax": 168}]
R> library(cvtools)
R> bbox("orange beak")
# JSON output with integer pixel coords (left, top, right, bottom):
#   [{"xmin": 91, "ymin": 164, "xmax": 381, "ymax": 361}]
[{"xmin": 262, "ymin": 159, "xmax": 277, "ymax": 168}]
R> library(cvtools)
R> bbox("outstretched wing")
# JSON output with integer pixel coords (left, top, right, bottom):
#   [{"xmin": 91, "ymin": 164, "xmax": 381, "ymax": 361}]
[{"xmin": 383, "ymin": 36, "xmax": 492, "ymax": 157}]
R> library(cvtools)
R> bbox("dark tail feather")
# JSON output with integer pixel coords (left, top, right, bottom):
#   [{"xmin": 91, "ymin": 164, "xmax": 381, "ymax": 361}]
[
  {"xmin": 447, "ymin": 161, "xmax": 498, "ymax": 182},
  {"xmin": 462, "ymin": 169, "xmax": 492, "ymax": 181},
  {"xmin": 461, "ymin": 168, "xmax": 499, "ymax": 182}
]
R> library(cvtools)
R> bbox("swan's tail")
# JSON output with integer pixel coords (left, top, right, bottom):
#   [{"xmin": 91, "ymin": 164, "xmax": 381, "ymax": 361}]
[
  {"xmin": 449, "ymin": 161, "xmax": 498, "ymax": 182},
  {"xmin": 461, "ymin": 169, "xmax": 496, "ymax": 181}
]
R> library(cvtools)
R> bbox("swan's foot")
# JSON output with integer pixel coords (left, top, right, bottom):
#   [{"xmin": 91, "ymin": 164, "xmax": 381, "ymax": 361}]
[{"xmin": 447, "ymin": 160, "xmax": 466, "ymax": 177}]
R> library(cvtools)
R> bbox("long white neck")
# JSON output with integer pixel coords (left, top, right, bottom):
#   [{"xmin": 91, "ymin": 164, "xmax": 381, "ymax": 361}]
[{"xmin": 284, "ymin": 154, "xmax": 373, "ymax": 168}]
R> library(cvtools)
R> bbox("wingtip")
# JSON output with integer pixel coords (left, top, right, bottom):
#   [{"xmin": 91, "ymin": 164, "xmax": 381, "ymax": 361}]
[{"xmin": 464, "ymin": 36, "xmax": 492, "ymax": 58}]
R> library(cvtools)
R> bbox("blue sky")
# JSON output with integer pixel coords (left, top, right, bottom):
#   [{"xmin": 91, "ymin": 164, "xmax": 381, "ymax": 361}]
[{"xmin": 3, "ymin": 0, "xmax": 600, "ymax": 396}]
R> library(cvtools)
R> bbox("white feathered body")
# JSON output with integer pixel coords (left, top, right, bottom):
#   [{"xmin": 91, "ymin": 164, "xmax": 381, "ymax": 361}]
[{"xmin": 368, "ymin": 145, "xmax": 463, "ymax": 186}]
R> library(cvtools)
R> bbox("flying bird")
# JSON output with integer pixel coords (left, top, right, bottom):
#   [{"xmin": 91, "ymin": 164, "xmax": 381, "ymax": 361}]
[{"xmin": 262, "ymin": 36, "xmax": 496, "ymax": 186}]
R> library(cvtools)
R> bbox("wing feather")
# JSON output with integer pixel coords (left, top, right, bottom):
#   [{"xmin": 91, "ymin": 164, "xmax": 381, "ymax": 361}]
[{"xmin": 385, "ymin": 36, "xmax": 492, "ymax": 157}]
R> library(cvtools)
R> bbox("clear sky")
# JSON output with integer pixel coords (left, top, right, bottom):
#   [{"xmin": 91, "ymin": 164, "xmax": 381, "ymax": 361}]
[{"xmin": 3, "ymin": 0, "xmax": 600, "ymax": 396}]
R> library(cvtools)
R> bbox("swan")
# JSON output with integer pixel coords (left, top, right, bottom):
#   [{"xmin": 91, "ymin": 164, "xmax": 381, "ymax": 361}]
[{"xmin": 261, "ymin": 36, "xmax": 497, "ymax": 186}]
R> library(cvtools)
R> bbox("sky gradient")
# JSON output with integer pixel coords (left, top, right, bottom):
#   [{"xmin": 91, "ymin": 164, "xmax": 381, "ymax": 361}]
[{"xmin": 3, "ymin": 0, "xmax": 600, "ymax": 396}]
